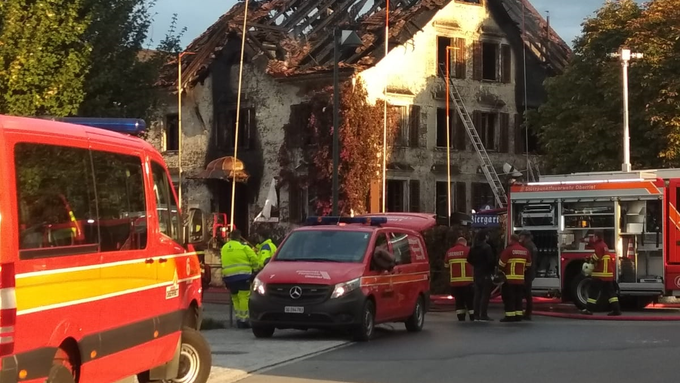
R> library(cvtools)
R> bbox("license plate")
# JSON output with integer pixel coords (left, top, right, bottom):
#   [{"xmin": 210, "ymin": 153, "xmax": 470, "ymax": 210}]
[{"xmin": 284, "ymin": 306, "xmax": 304, "ymax": 314}]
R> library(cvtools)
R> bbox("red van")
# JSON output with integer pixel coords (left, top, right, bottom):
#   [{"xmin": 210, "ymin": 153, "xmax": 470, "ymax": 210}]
[{"xmin": 249, "ymin": 213, "xmax": 436, "ymax": 341}]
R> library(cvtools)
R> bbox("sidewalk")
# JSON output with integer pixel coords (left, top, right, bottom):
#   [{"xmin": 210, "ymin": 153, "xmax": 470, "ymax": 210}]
[{"xmin": 201, "ymin": 302, "xmax": 351, "ymax": 383}]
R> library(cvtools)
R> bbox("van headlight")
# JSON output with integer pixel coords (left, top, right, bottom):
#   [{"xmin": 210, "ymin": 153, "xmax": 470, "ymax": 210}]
[
  {"xmin": 331, "ymin": 278, "xmax": 361, "ymax": 299},
  {"xmin": 252, "ymin": 277, "xmax": 266, "ymax": 295}
]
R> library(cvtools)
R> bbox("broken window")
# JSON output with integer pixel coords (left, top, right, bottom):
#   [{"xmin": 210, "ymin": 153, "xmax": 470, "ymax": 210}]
[
  {"xmin": 514, "ymin": 113, "xmax": 541, "ymax": 154},
  {"xmin": 288, "ymin": 183, "xmax": 310, "ymax": 223},
  {"xmin": 164, "ymin": 114, "xmax": 179, "ymax": 151},
  {"xmin": 473, "ymin": 111, "xmax": 497, "ymax": 151},
  {"xmin": 471, "ymin": 182, "xmax": 495, "ymax": 211},
  {"xmin": 473, "ymin": 41, "xmax": 511, "ymax": 82},
  {"xmin": 215, "ymin": 108, "xmax": 256, "ymax": 151},
  {"xmin": 437, "ymin": 36, "xmax": 466, "ymax": 79},
  {"xmin": 290, "ymin": 104, "xmax": 313, "ymax": 146}
]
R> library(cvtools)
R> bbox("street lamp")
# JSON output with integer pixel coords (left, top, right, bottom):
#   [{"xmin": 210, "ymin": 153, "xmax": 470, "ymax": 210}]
[
  {"xmin": 332, "ymin": 28, "xmax": 362, "ymax": 216},
  {"xmin": 177, "ymin": 50, "xmax": 196, "ymax": 210},
  {"xmin": 608, "ymin": 47, "xmax": 643, "ymax": 173}
]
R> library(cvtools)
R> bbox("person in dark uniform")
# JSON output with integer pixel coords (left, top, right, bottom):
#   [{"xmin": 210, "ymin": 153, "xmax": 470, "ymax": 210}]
[
  {"xmin": 468, "ymin": 230, "xmax": 495, "ymax": 321},
  {"xmin": 519, "ymin": 230, "xmax": 537, "ymax": 320},
  {"xmin": 445, "ymin": 237, "xmax": 475, "ymax": 321}
]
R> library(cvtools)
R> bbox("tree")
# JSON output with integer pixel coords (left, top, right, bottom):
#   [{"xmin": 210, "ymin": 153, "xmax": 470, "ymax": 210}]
[
  {"xmin": 0, "ymin": 0, "xmax": 91, "ymax": 116},
  {"xmin": 531, "ymin": 0, "xmax": 648, "ymax": 173},
  {"xmin": 78, "ymin": 0, "xmax": 185, "ymax": 120}
]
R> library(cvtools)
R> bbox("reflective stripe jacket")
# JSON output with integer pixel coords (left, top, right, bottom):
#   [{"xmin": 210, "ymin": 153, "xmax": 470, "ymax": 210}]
[
  {"xmin": 257, "ymin": 239, "xmax": 277, "ymax": 265},
  {"xmin": 498, "ymin": 243, "xmax": 531, "ymax": 285},
  {"xmin": 220, "ymin": 239, "xmax": 260, "ymax": 281},
  {"xmin": 445, "ymin": 244, "xmax": 473, "ymax": 287},
  {"xmin": 588, "ymin": 239, "xmax": 614, "ymax": 281}
]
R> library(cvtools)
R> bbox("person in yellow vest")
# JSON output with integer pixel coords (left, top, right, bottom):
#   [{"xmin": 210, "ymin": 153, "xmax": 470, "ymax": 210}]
[
  {"xmin": 257, "ymin": 237, "xmax": 277, "ymax": 266},
  {"xmin": 221, "ymin": 229, "xmax": 260, "ymax": 329},
  {"xmin": 445, "ymin": 237, "xmax": 475, "ymax": 321}
]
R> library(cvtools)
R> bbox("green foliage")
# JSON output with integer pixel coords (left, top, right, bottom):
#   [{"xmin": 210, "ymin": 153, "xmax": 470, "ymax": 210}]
[
  {"xmin": 423, "ymin": 225, "xmax": 470, "ymax": 294},
  {"xmin": 0, "ymin": 0, "xmax": 91, "ymax": 116},
  {"xmin": 531, "ymin": 0, "xmax": 663, "ymax": 173}
]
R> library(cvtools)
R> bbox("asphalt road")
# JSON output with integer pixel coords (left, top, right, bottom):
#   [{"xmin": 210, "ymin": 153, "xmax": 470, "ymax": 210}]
[{"xmin": 237, "ymin": 307, "xmax": 680, "ymax": 383}]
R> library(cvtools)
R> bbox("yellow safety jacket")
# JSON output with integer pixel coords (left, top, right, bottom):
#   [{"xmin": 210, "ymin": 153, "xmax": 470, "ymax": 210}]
[
  {"xmin": 257, "ymin": 239, "xmax": 277, "ymax": 265},
  {"xmin": 221, "ymin": 239, "xmax": 260, "ymax": 281}
]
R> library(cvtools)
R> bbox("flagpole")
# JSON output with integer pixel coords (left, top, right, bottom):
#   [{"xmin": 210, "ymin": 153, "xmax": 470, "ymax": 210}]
[
  {"xmin": 381, "ymin": 0, "xmax": 389, "ymax": 213},
  {"xmin": 230, "ymin": 0, "xmax": 249, "ymax": 231}
]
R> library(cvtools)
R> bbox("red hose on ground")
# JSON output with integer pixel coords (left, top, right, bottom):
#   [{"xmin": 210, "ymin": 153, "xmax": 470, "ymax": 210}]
[{"xmin": 532, "ymin": 311, "xmax": 680, "ymax": 321}]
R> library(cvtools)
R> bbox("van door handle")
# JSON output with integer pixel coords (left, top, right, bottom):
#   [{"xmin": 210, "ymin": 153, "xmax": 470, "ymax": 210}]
[
  {"xmin": 158, "ymin": 258, "xmax": 168, "ymax": 263},
  {"xmin": 145, "ymin": 258, "xmax": 155, "ymax": 264}
]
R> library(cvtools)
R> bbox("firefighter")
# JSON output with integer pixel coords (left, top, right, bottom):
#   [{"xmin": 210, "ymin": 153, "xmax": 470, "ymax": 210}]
[
  {"xmin": 498, "ymin": 234, "xmax": 531, "ymax": 322},
  {"xmin": 518, "ymin": 230, "xmax": 537, "ymax": 320},
  {"xmin": 445, "ymin": 237, "xmax": 475, "ymax": 321},
  {"xmin": 221, "ymin": 229, "xmax": 261, "ymax": 328},
  {"xmin": 582, "ymin": 230, "xmax": 621, "ymax": 316}
]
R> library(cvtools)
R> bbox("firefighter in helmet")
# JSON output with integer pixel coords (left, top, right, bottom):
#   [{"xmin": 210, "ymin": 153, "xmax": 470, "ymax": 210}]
[
  {"xmin": 445, "ymin": 237, "xmax": 475, "ymax": 321},
  {"xmin": 581, "ymin": 230, "xmax": 621, "ymax": 316}
]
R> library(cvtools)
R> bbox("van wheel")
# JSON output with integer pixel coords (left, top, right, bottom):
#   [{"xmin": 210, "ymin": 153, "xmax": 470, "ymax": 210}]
[
  {"xmin": 405, "ymin": 296, "xmax": 425, "ymax": 332},
  {"xmin": 352, "ymin": 300, "xmax": 375, "ymax": 342},
  {"xmin": 171, "ymin": 327, "xmax": 212, "ymax": 383},
  {"xmin": 46, "ymin": 364, "xmax": 75, "ymax": 383},
  {"xmin": 252, "ymin": 325, "xmax": 275, "ymax": 338}
]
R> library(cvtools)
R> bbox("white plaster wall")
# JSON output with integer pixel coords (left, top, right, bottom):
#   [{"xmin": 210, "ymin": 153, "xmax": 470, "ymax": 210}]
[{"xmin": 358, "ymin": 1, "xmax": 533, "ymax": 213}]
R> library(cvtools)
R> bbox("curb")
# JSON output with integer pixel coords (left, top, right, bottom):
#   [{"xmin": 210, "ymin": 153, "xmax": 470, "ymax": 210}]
[{"xmin": 532, "ymin": 310, "xmax": 680, "ymax": 321}]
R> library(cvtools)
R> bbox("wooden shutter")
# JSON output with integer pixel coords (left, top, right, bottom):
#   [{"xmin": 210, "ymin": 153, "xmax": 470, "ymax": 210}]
[
  {"xmin": 409, "ymin": 105, "xmax": 421, "ymax": 147},
  {"xmin": 501, "ymin": 44, "xmax": 511, "ymax": 83},
  {"xmin": 451, "ymin": 37, "xmax": 467, "ymax": 79},
  {"xmin": 455, "ymin": 182, "xmax": 467, "ymax": 213},
  {"xmin": 472, "ymin": 41, "xmax": 482, "ymax": 81},
  {"xmin": 454, "ymin": 112, "xmax": 466, "ymax": 150},
  {"xmin": 499, "ymin": 112, "xmax": 510, "ymax": 153},
  {"xmin": 409, "ymin": 180, "xmax": 420, "ymax": 212},
  {"xmin": 514, "ymin": 113, "xmax": 525, "ymax": 154}
]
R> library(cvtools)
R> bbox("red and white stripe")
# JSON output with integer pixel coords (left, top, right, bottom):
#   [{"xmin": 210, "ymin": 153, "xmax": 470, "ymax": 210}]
[{"xmin": 0, "ymin": 262, "xmax": 17, "ymax": 356}]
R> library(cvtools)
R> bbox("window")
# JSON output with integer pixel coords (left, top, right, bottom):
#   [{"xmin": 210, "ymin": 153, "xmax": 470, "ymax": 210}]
[
  {"xmin": 471, "ymin": 182, "xmax": 495, "ymax": 211},
  {"xmin": 409, "ymin": 180, "xmax": 420, "ymax": 212},
  {"xmin": 473, "ymin": 111, "xmax": 497, "ymax": 151},
  {"xmin": 152, "ymin": 162, "xmax": 182, "ymax": 242},
  {"xmin": 514, "ymin": 113, "xmax": 540, "ymax": 154},
  {"xmin": 437, "ymin": 37, "xmax": 466, "ymax": 79},
  {"xmin": 215, "ymin": 108, "xmax": 256, "ymax": 150},
  {"xmin": 389, "ymin": 233, "xmax": 412, "ymax": 265},
  {"xmin": 437, "ymin": 107, "xmax": 466, "ymax": 149},
  {"xmin": 16, "ymin": 144, "xmax": 99, "ymax": 256},
  {"xmin": 392, "ymin": 105, "xmax": 410, "ymax": 146},
  {"xmin": 387, "ymin": 180, "xmax": 407, "ymax": 212},
  {"xmin": 91, "ymin": 151, "xmax": 148, "ymax": 251},
  {"xmin": 473, "ymin": 42, "xmax": 511, "ymax": 83},
  {"xmin": 436, "ymin": 182, "xmax": 466, "ymax": 217},
  {"xmin": 275, "ymin": 230, "xmax": 370, "ymax": 263},
  {"xmin": 164, "ymin": 114, "xmax": 179, "ymax": 151},
  {"xmin": 288, "ymin": 183, "xmax": 314, "ymax": 223}
]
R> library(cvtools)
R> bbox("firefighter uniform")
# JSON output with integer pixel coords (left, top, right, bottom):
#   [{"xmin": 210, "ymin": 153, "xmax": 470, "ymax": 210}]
[
  {"xmin": 584, "ymin": 235, "xmax": 621, "ymax": 316},
  {"xmin": 257, "ymin": 238, "xmax": 277, "ymax": 266},
  {"xmin": 498, "ymin": 238, "xmax": 531, "ymax": 322},
  {"xmin": 445, "ymin": 240, "xmax": 475, "ymax": 321},
  {"xmin": 221, "ymin": 236, "xmax": 260, "ymax": 328}
]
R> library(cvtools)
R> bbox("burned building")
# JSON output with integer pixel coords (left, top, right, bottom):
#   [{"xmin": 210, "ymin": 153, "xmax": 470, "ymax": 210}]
[{"xmin": 150, "ymin": 0, "xmax": 571, "ymax": 234}]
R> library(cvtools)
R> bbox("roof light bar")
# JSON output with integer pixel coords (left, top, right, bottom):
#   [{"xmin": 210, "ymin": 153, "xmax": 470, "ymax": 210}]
[
  {"xmin": 55, "ymin": 117, "xmax": 147, "ymax": 136},
  {"xmin": 527, "ymin": 178, "xmax": 644, "ymax": 186},
  {"xmin": 305, "ymin": 216, "xmax": 388, "ymax": 226}
]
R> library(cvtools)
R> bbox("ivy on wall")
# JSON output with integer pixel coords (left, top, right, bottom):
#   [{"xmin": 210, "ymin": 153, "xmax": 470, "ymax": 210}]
[{"xmin": 278, "ymin": 78, "xmax": 400, "ymax": 216}]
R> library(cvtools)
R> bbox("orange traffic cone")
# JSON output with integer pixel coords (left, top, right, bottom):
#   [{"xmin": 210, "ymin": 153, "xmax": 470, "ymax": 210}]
[{"xmin": 626, "ymin": 237, "xmax": 635, "ymax": 259}]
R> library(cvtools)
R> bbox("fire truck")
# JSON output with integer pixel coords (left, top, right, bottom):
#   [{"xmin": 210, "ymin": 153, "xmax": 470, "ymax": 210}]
[{"xmin": 508, "ymin": 169, "xmax": 680, "ymax": 310}]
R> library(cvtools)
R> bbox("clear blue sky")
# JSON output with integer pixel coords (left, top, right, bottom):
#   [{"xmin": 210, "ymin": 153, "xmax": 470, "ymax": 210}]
[{"xmin": 148, "ymin": 0, "xmax": 636, "ymax": 49}]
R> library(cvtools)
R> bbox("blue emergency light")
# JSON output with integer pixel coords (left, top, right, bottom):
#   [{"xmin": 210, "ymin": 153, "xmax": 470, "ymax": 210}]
[
  {"xmin": 305, "ymin": 216, "xmax": 388, "ymax": 226},
  {"xmin": 55, "ymin": 117, "xmax": 147, "ymax": 136}
]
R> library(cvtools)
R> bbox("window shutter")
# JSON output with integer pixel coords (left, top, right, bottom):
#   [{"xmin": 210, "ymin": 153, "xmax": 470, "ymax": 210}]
[
  {"xmin": 499, "ymin": 112, "xmax": 510, "ymax": 153},
  {"xmin": 501, "ymin": 44, "xmax": 511, "ymax": 83},
  {"xmin": 409, "ymin": 105, "xmax": 421, "ymax": 147},
  {"xmin": 289, "ymin": 183, "xmax": 300, "ymax": 222},
  {"xmin": 409, "ymin": 180, "xmax": 420, "ymax": 212},
  {"xmin": 454, "ymin": 112, "xmax": 466, "ymax": 150},
  {"xmin": 454, "ymin": 38, "xmax": 466, "ymax": 79},
  {"xmin": 514, "ymin": 113, "xmax": 525, "ymax": 154},
  {"xmin": 455, "ymin": 182, "xmax": 467, "ymax": 213},
  {"xmin": 472, "ymin": 41, "xmax": 482, "ymax": 81}
]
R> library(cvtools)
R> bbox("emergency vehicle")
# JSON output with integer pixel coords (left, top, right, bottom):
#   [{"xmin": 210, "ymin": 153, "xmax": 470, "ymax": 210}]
[
  {"xmin": 508, "ymin": 169, "xmax": 680, "ymax": 310},
  {"xmin": 249, "ymin": 213, "xmax": 436, "ymax": 341},
  {"xmin": 0, "ymin": 115, "xmax": 211, "ymax": 383}
]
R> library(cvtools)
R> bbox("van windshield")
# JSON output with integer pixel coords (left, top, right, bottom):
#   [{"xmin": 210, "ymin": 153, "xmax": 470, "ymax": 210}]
[{"xmin": 275, "ymin": 230, "xmax": 371, "ymax": 263}]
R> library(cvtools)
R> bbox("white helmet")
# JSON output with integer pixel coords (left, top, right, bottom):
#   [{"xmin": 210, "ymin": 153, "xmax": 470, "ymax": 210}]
[{"xmin": 582, "ymin": 262, "xmax": 594, "ymax": 276}]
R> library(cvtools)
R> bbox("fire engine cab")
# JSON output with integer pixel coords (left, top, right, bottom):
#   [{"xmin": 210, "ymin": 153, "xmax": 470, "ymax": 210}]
[{"xmin": 509, "ymin": 169, "xmax": 680, "ymax": 310}]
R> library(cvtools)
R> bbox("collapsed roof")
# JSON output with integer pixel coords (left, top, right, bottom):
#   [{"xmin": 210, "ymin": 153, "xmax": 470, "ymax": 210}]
[{"xmin": 160, "ymin": 0, "xmax": 571, "ymax": 89}]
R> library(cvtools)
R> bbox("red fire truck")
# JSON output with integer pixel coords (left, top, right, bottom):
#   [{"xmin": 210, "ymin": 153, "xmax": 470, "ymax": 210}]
[{"xmin": 508, "ymin": 169, "xmax": 680, "ymax": 310}]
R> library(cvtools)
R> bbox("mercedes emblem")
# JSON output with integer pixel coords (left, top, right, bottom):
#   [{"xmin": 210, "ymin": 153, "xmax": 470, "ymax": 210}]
[{"xmin": 289, "ymin": 286, "xmax": 303, "ymax": 299}]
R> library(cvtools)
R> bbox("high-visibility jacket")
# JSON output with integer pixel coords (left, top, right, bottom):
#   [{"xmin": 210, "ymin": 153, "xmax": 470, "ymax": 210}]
[
  {"xmin": 445, "ymin": 244, "xmax": 473, "ymax": 286},
  {"xmin": 257, "ymin": 239, "xmax": 277, "ymax": 265},
  {"xmin": 588, "ymin": 239, "xmax": 614, "ymax": 281},
  {"xmin": 498, "ymin": 243, "xmax": 531, "ymax": 285},
  {"xmin": 220, "ymin": 239, "xmax": 260, "ymax": 282}
]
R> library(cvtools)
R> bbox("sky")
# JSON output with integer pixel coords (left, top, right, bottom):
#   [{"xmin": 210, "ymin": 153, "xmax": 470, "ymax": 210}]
[{"xmin": 147, "ymin": 0, "xmax": 631, "ymax": 49}]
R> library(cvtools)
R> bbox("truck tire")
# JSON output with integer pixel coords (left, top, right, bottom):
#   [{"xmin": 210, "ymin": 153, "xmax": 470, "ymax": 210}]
[
  {"xmin": 570, "ymin": 273, "xmax": 609, "ymax": 312},
  {"xmin": 405, "ymin": 295, "xmax": 425, "ymax": 332},
  {"xmin": 46, "ymin": 364, "xmax": 75, "ymax": 383}
]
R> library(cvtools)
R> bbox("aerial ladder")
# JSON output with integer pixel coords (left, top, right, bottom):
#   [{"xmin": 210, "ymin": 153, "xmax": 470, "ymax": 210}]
[{"xmin": 440, "ymin": 70, "xmax": 508, "ymax": 208}]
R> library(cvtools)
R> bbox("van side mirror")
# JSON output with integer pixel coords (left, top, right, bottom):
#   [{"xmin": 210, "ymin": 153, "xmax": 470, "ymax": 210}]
[{"xmin": 185, "ymin": 208, "xmax": 207, "ymax": 245}]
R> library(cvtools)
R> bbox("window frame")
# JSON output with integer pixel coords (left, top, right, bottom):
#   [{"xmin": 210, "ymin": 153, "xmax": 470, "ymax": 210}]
[{"xmin": 151, "ymin": 161, "xmax": 182, "ymax": 243}]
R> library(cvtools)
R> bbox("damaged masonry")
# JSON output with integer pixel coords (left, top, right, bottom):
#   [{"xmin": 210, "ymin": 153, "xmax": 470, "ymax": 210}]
[{"xmin": 150, "ymin": 0, "xmax": 572, "ymax": 241}]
